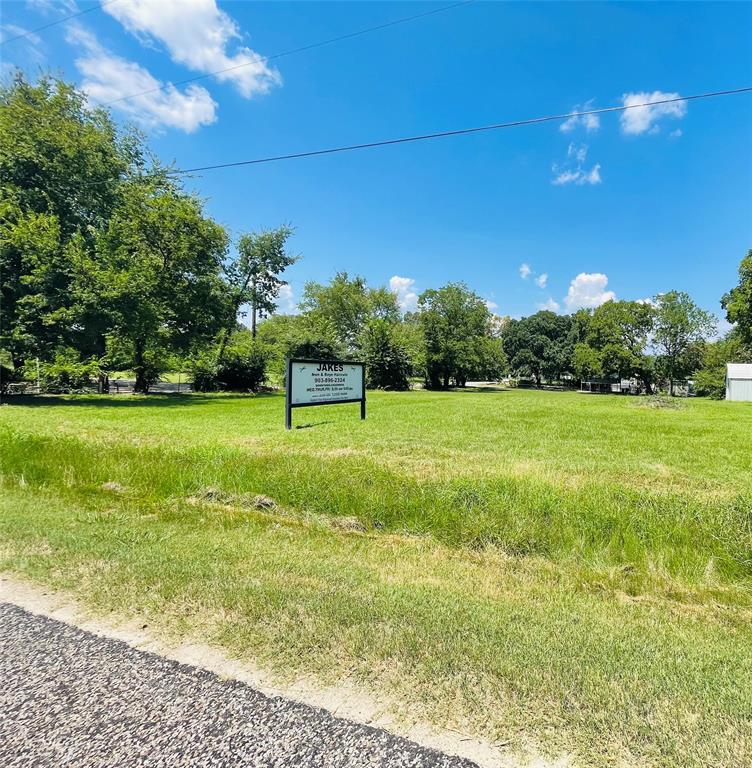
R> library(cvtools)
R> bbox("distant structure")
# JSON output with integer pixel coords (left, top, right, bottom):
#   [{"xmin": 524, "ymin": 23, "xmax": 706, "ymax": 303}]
[{"xmin": 726, "ymin": 364, "xmax": 752, "ymax": 401}]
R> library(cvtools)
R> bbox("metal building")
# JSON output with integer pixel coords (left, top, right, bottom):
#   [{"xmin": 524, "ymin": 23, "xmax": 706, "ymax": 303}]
[{"xmin": 726, "ymin": 363, "xmax": 752, "ymax": 401}]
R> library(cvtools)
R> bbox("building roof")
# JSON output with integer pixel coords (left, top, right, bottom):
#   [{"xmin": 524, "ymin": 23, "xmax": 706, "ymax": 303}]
[{"xmin": 727, "ymin": 363, "xmax": 752, "ymax": 380}]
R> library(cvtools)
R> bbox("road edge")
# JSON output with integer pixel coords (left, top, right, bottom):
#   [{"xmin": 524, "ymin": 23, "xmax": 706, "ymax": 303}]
[{"xmin": 0, "ymin": 572, "xmax": 525, "ymax": 768}]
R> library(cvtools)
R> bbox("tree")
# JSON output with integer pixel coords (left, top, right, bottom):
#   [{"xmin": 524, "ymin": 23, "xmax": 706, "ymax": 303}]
[
  {"xmin": 574, "ymin": 300, "xmax": 656, "ymax": 392},
  {"xmin": 653, "ymin": 291, "xmax": 716, "ymax": 395},
  {"xmin": 361, "ymin": 318, "xmax": 411, "ymax": 390},
  {"xmin": 502, "ymin": 311, "xmax": 574, "ymax": 387},
  {"xmin": 0, "ymin": 74, "xmax": 133, "ymax": 370},
  {"xmin": 255, "ymin": 313, "xmax": 345, "ymax": 383},
  {"xmin": 192, "ymin": 329, "xmax": 269, "ymax": 392},
  {"xmin": 300, "ymin": 272, "xmax": 399, "ymax": 352},
  {"xmin": 694, "ymin": 331, "xmax": 751, "ymax": 399},
  {"xmin": 722, "ymin": 250, "xmax": 752, "ymax": 349},
  {"xmin": 418, "ymin": 283, "xmax": 498, "ymax": 388},
  {"xmin": 76, "ymin": 177, "xmax": 230, "ymax": 392},
  {"xmin": 223, "ymin": 225, "xmax": 297, "ymax": 350}
]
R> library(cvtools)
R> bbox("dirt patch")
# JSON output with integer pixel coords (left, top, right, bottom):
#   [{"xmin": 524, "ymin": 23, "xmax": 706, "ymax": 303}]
[{"xmin": 330, "ymin": 516, "xmax": 367, "ymax": 533}]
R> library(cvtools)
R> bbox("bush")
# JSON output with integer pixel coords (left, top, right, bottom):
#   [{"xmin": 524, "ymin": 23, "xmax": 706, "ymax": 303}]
[
  {"xmin": 693, "ymin": 366, "xmax": 726, "ymax": 399},
  {"xmin": 30, "ymin": 349, "xmax": 102, "ymax": 393},
  {"xmin": 693, "ymin": 334, "xmax": 751, "ymax": 399},
  {"xmin": 362, "ymin": 319, "xmax": 411, "ymax": 390},
  {"xmin": 0, "ymin": 349, "xmax": 16, "ymax": 394},
  {"xmin": 190, "ymin": 357, "xmax": 221, "ymax": 392},
  {"xmin": 218, "ymin": 343, "xmax": 268, "ymax": 391},
  {"xmin": 192, "ymin": 332, "xmax": 269, "ymax": 392}
]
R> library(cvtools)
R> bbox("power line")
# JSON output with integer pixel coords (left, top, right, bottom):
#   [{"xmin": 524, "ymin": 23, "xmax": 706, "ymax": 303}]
[
  {"xmin": 171, "ymin": 87, "xmax": 752, "ymax": 176},
  {"xmin": 94, "ymin": 1, "xmax": 476, "ymax": 108},
  {"xmin": 78, "ymin": 86, "xmax": 751, "ymax": 187},
  {"xmin": 0, "ymin": 0, "xmax": 117, "ymax": 46}
]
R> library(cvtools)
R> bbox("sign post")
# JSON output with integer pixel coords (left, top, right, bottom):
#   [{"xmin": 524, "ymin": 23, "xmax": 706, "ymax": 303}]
[{"xmin": 285, "ymin": 358, "xmax": 366, "ymax": 429}]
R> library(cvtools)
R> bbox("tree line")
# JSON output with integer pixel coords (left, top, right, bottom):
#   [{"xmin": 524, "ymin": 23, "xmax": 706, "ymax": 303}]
[{"xmin": 2, "ymin": 76, "xmax": 750, "ymax": 397}]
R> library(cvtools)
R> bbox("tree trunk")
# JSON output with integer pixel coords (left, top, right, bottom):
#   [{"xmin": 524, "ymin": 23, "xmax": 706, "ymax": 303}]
[
  {"xmin": 133, "ymin": 339, "xmax": 149, "ymax": 394},
  {"xmin": 251, "ymin": 298, "xmax": 257, "ymax": 339},
  {"xmin": 669, "ymin": 377, "xmax": 674, "ymax": 396}
]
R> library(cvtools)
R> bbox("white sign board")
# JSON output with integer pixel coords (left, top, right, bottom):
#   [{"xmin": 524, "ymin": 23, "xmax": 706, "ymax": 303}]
[
  {"xmin": 290, "ymin": 361, "xmax": 363, "ymax": 405},
  {"xmin": 285, "ymin": 359, "xmax": 366, "ymax": 429}
]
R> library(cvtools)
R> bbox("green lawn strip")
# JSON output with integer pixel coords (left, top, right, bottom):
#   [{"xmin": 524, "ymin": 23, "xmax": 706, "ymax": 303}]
[
  {"xmin": 3, "ymin": 423, "xmax": 751, "ymax": 586},
  {"xmin": 1, "ymin": 485, "xmax": 750, "ymax": 768}
]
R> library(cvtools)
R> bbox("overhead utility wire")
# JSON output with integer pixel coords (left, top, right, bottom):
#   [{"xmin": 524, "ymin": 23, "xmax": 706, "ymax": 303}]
[
  {"xmin": 95, "ymin": 1, "xmax": 475, "ymax": 108},
  {"xmin": 0, "ymin": 0, "xmax": 117, "ymax": 46},
  {"xmin": 173, "ymin": 87, "xmax": 752, "ymax": 175}
]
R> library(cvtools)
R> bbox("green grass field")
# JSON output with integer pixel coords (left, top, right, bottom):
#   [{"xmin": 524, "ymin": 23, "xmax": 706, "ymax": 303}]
[{"xmin": 1, "ymin": 389, "xmax": 751, "ymax": 766}]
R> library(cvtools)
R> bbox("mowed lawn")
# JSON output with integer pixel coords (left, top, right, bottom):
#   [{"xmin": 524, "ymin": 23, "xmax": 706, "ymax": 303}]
[{"xmin": 1, "ymin": 389, "xmax": 751, "ymax": 767}]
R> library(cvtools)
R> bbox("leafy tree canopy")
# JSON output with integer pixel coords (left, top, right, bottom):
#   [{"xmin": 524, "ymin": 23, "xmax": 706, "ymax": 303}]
[
  {"xmin": 502, "ymin": 310, "xmax": 575, "ymax": 386},
  {"xmin": 300, "ymin": 272, "xmax": 399, "ymax": 352},
  {"xmin": 418, "ymin": 282, "xmax": 502, "ymax": 388},
  {"xmin": 653, "ymin": 291, "xmax": 716, "ymax": 394},
  {"xmin": 722, "ymin": 250, "xmax": 752, "ymax": 349},
  {"xmin": 573, "ymin": 300, "xmax": 656, "ymax": 391}
]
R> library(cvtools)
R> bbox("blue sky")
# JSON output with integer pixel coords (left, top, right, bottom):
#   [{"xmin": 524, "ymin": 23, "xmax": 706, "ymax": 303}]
[{"xmin": 3, "ymin": 0, "xmax": 751, "ymax": 322}]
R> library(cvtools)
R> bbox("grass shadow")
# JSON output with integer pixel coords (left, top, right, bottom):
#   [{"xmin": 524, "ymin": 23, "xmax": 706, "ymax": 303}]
[{"xmin": 1, "ymin": 392, "xmax": 283, "ymax": 408}]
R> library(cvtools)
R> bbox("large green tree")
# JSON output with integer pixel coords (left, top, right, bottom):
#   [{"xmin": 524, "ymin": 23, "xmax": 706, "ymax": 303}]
[
  {"xmin": 722, "ymin": 250, "xmax": 752, "ymax": 349},
  {"xmin": 653, "ymin": 291, "xmax": 716, "ymax": 395},
  {"xmin": 502, "ymin": 311, "xmax": 575, "ymax": 387},
  {"xmin": 74, "ymin": 177, "xmax": 230, "ymax": 392},
  {"xmin": 573, "ymin": 300, "xmax": 656, "ymax": 392},
  {"xmin": 0, "ymin": 75, "xmax": 134, "ymax": 368},
  {"xmin": 300, "ymin": 272, "xmax": 399, "ymax": 352},
  {"xmin": 418, "ymin": 282, "xmax": 503, "ymax": 388}
]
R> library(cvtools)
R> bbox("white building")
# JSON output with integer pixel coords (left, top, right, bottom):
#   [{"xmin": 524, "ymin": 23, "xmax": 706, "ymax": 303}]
[{"xmin": 726, "ymin": 363, "xmax": 752, "ymax": 401}]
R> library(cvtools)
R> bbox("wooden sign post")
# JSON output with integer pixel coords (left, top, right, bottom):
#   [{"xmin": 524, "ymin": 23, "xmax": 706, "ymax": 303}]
[{"xmin": 285, "ymin": 359, "xmax": 366, "ymax": 430}]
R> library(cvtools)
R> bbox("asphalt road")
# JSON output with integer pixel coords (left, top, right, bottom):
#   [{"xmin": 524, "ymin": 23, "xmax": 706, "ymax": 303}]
[{"xmin": 0, "ymin": 603, "xmax": 479, "ymax": 768}]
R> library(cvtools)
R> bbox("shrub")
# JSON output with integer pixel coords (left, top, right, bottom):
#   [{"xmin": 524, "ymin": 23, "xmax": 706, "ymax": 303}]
[
  {"xmin": 361, "ymin": 319, "xmax": 411, "ymax": 390},
  {"xmin": 694, "ymin": 334, "xmax": 752, "ymax": 399},
  {"xmin": 192, "ymin": 332, "xmax": 269, "ymax": 392},
  {"xmin": 31, "ymin": 349, "xmax": 101, "ymax": 393},
  {"xmin": 218, "ymin": 343, "xmax": 268, "ymax": 391},
  {"xmin": 190, "ymin": 357, "xmax": 221, "ymax": 392}
]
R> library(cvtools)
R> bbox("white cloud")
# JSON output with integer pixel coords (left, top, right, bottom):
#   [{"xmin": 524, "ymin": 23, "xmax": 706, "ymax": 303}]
[
  {"xmin": 484, "ymin": 299, "xmax": 498, "ymax": 312},
  {"xmin": 519, "ymin": 263, "xmax": 531, "ymax": 279},
  {"xmin": 559, "ymin": 99, "xmax": 600, "ymax": 134},
  {"xmin": 537, "ymin": 297, "xmax": 561, "ymax": 312},
  {"xmin": 103, "ymin": 0, "xmax": 281, "ymax": 98},
  {"xmin": 389, "ymin": 275, "xmax": 418, "ymax": 312},
  {"xmin": 564, "ymin": 273, "xmax": 616, "ymax": 310},
  {"xmin": 669, "ymin": 128, "xmax": 683, "ymax": 139},
  {"xmin": 25, "ymin": 0, "xmax": 77, "ymax": 13},
  {"xmin": 552, "ymin": 144, "xmax": 602, "ymax": 186},
  {"xmin": 552, "ymin": 164, "xmax": 601, "ymax": 186},
  {"xmin": 277, "ymin": 283, "xmax": 297, "ymax": 314},
  {"xmin": 620, "ymin": 91, "xmax": 687, "ymax": 135},
  {"xmin": 534, "ymin": 273, "xmax": 548, "ymax": 288},
  {"xmin": 567, "ymin": 142, "xmax": 588, "ymax": 163},
  {"xmin": 67, "ymin": 25, "xmax": 217, "ymax": 133}
]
